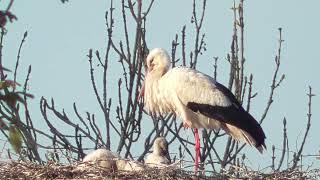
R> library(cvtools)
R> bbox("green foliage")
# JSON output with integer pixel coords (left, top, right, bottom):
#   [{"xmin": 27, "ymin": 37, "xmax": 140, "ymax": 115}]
[
  {"xmin": 0, "ymin": 68, "xmax": 34, "ymax": 155},
  {"xmin": 8, "ymin": 125, "xmax": 22, "ymax": 154},
  {"xmin": 0, "ymin": 91, "xmax": 33, "ymax": 107},
  {"xmin": 0, "ymin": 80, "xmax": 19, "ymax": 89},
  {"xmin": 0, "ymin": 11, "xmax": 17, "ymax": 28}
]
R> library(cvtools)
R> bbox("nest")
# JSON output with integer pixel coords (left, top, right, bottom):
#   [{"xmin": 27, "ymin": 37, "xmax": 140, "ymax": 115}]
[
  {"xmin": 0, "ymin": 161, "xmax": 199, "ymax": 179},
  {"xmin": 0, "ymin": 161, "xmax": 319, "ymax": 179}
]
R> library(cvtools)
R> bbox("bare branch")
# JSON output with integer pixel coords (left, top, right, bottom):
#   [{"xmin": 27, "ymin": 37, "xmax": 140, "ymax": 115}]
[
  {"xmin": 291, "ymin": 86, "xmax": 315, "ymax": 169},
  {"xmin": 277, "ymin": 117, "xmax": 287, "ymax": 171},
  {"xmin": 260, "ymin": 28, "xmax": 285, "ymax": 123}
]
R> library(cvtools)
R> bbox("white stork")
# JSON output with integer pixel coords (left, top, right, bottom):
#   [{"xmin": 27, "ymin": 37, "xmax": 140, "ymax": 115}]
[
  {"xmin": 139, "ymin": 48, "xmax": 266, "ymax": 171},
  {"xmin": 81, "ymin": 149, "xmax": 119, "ymax": 170},
  {"xmin": 145, "ymin": 137, "xmax": 170, "ymax": 167},
  {"xmin": 116, "ymin": 159, "xmax": 145, "ymax": 171}
]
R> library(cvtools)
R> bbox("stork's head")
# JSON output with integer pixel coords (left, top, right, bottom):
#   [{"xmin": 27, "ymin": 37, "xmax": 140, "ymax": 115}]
[
  {"xmin": 146, "ymin": 48, "xmax": 170, "ymax": 75},
  {"xmin": 153, "ymin": 137, "xmax": 169, "ymax": 156},
  {"xmin": 138, "ymin": 48, "xmax": 170, "ymax": 100}
]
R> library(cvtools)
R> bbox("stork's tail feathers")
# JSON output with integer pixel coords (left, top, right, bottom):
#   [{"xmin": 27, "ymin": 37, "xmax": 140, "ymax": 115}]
[
  {"xmin": 256, "ymin": 143, "xmax": 267, "ymax": 154},
  {"xmin": 240, "ymin": 128, "xmax": 267, "ymax": 153},
  {"xmin": 223, "ymin": 124, "xmax": 266, "ymax": 153}
]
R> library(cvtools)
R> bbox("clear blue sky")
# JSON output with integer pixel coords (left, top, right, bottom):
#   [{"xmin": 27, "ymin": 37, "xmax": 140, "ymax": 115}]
[{"xmin": 2, "ymin": 0, "xmax": 320, "ymax": 169}]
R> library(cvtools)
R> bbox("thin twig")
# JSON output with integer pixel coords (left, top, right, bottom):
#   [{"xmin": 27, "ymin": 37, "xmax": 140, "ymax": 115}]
[
  {"xmin": 13, "ymin": 31, "xmax": 27, "ymax": 91},
  {"xmin": 291, "ymin": 86, "xmax": 315, "ymax": 169},
  {"xmin": 277, "ymin": 117, "xmax": 287, "ymax": 171},
  {"xmin": 260, "ymin": 28, "xmax": 285, "ymax": 123}
]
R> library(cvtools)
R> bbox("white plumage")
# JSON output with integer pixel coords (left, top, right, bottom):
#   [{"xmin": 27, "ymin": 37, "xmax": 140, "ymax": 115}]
[
  {"xmin": 116, "ymin": 159, "xmax": 145, "ymax": 171},
  {"xmin": 145, "ymin": 137, "xmax": 170, "ymax": 167},
  {"xmin": 147, "ymin": 67, "xmax": 232, "ymax": 129},
  {"xmin": 81, "ymin": 149, "xmax": 145, "ymax": 172},
  {"xmin": 139, "ymin": 48, "xmax": 266, "ymax": 152},
  {"xmin": 82, "ymin": 149, "xmax": 119, "ymax": 170},
  {"xmin": 79, "ymin": 149, "xmax": 120, "ymax": 170}
]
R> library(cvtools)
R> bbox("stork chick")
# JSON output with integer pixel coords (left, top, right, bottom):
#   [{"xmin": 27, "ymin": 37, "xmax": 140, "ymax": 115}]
[
  {"xmin": 145, "ymin": 137, "xmax": 170, "ymax": 167},
  {"xmin": 82, "ymin": 149, "xmax": 119, "ymax": 170},
  {"xmin": 116, "ymin": 159, "xmax": 145, "ymax": 171}
]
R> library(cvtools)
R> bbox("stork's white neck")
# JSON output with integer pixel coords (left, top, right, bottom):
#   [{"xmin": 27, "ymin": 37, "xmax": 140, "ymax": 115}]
[
  {"xmin": 144, "ymin": 74, "xmax": 161, "ymax": 115},
  {"xmin": 153, "ymin": 144, "xmax": 161, "ymax": 156},
  {"xmin": 144, "ymin": 69, "xmax": 172, "ymax": 116}
]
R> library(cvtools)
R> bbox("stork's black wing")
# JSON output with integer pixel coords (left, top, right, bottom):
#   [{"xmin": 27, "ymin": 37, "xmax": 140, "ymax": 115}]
[{"xmin": 187, "ymin": 82, "xmax": 266, "ymax": 149}]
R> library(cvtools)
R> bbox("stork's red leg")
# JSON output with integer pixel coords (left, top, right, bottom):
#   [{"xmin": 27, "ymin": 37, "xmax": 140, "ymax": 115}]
[{"xmin": 193, "ymin": 128, "xmax": 200, "ymax": 172}]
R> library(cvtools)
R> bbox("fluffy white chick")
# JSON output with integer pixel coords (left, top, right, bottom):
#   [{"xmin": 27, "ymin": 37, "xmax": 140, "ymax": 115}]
[{"xmin": 145, "ymin": 137, "xmax": 170, "ymax": 167}]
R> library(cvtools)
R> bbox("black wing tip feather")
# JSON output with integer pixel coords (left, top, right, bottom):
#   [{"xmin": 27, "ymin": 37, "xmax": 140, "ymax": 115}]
[{"xmin": 256, "ymin": 142, "xmax": 267, "ymax": 154}]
